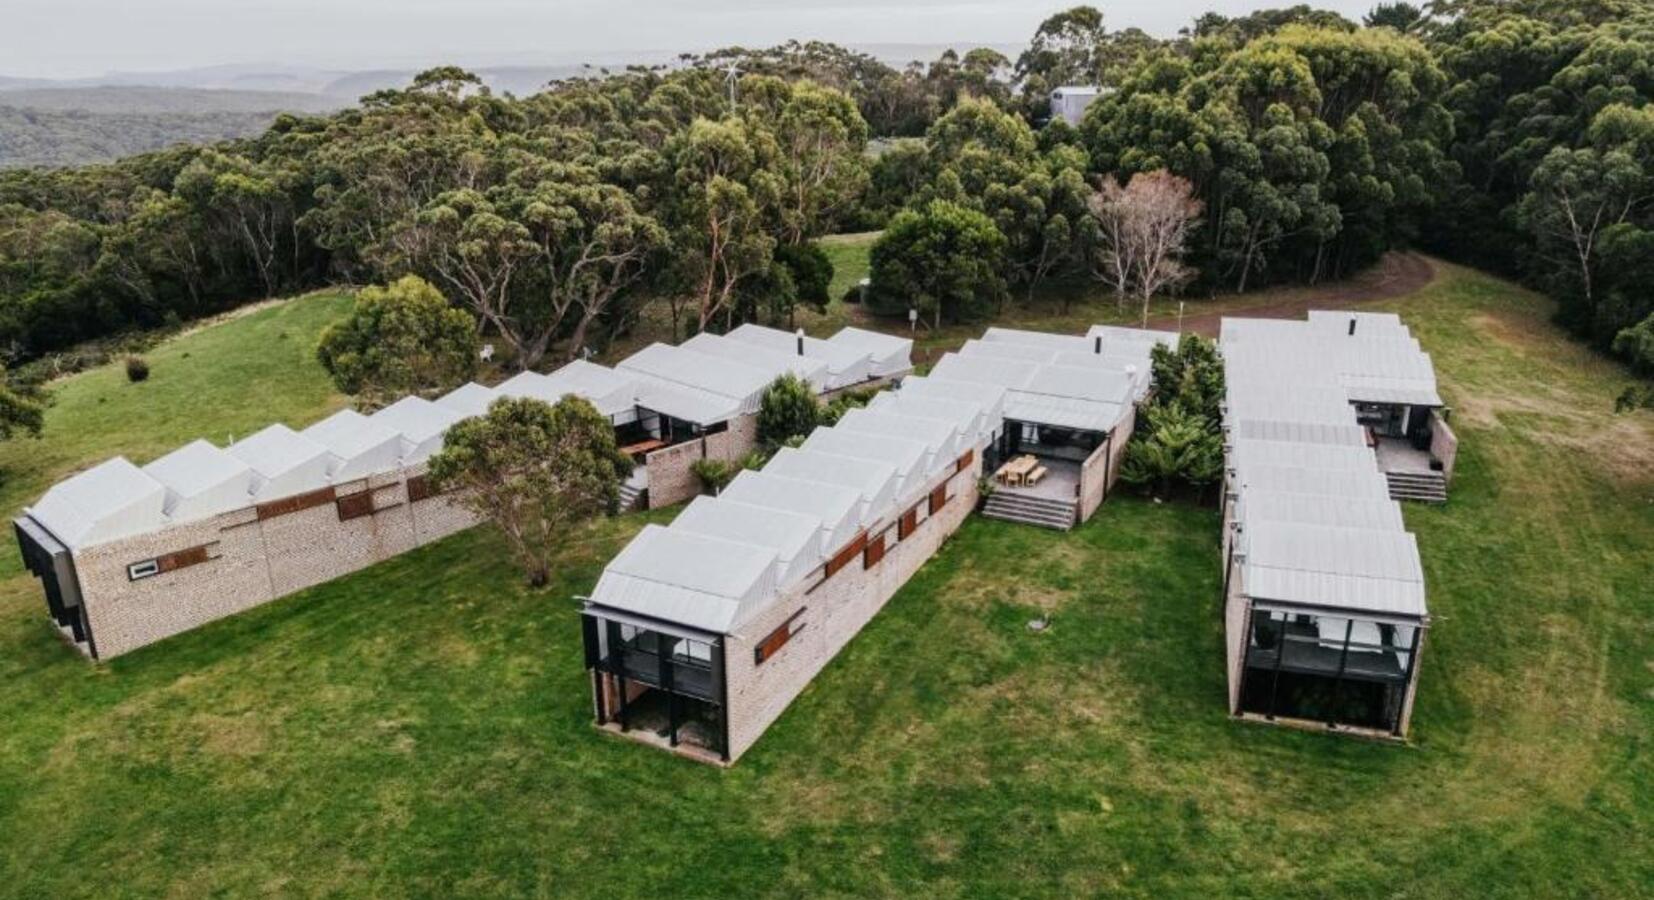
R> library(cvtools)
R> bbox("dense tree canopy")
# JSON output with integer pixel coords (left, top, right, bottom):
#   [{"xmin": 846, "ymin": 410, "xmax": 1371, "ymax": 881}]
[{"xmin": 6, "ymin": 3, "xmax": 1654, "ymax": 400}]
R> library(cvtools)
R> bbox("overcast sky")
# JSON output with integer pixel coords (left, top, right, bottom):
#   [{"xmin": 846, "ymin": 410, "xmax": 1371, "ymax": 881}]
[{"xmin": 6, "ymin": 0, "xmax": 1382, "ymax": 80}]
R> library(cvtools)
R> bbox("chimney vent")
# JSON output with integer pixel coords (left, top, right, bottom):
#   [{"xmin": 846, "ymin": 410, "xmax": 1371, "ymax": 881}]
[
  {"xmin": 1094, "ymin": 335, "xmax": 1102, "ymax": 354},
  {"xmin": 1348, "ymin": 317, "xmax": 1357, "ymax": 336},
  {"xmin": 796, "ymin": 328, "xmax": 805, "ymax": 356}
]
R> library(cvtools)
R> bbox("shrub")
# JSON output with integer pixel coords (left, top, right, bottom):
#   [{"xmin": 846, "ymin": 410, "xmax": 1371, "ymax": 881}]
[
  {"xmin": 316, "ymin": 275, "xmax": 479, "ymax": 408},
  {"xmin": 691, "ymin": 458, "xmax": 739, "ymax": 495},
  {"xmin": 757, "ymin": 373, "xmax": 821, "ymax": 447},
  {"xmin": 125, "ymin": 356, "xmax": 150, "ymax": 382},
  {"xmin": 867, "ymin": 200, "xmax": 1007, "ymax": 329}
]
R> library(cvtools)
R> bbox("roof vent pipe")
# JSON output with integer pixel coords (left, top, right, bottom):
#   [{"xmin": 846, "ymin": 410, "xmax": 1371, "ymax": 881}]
[
  {"xmin": 1094, "ymin": 335, "xmax": 1102, "ymax": 354},
  {"xmin": 1348, "ymin": 318, "xmax": 1357, "ymax": 336},
  {"xmin": 796, "ymin": 328, "xmax": 805, "ymax": 356}
]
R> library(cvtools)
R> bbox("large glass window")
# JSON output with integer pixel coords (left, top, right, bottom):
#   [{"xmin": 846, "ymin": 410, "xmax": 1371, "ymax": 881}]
[{"xmin": 1242, "ymin": 608, "xmax": 1419, "ymax": 732}]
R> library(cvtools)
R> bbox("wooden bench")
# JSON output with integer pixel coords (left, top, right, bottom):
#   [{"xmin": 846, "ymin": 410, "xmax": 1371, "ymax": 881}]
[{"xmin": 1025, "ymin": 466, "xmax": 1048, "ymax": 486}]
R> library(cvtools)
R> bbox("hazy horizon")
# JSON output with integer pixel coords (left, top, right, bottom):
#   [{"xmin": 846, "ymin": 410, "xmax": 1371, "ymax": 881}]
[{"xmin": 9, "ymin": 0, "xmax": 1381, "ymax": 81}]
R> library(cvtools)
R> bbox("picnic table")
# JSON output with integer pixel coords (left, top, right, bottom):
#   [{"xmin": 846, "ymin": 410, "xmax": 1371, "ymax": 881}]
[{"xmin": 995, "ymin": 455, "xmax": 1039, "ymax": 487}]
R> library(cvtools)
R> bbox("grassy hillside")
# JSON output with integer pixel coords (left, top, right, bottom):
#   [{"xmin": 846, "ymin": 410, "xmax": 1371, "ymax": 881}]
[
  {"xmin": 0, "ymin": 265, "xmax": 1649, "ymax": 896},
  {"xmin": 0, "ymin": 292, "xmax": 352, "ymax": 576}
]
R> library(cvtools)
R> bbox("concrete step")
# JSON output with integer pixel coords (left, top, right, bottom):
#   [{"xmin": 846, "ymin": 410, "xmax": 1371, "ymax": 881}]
[
  {"xmin": 982, "ymin": 493, "xmax": 1077, "ymax": 530},
  {"xmin": 617, "ymin": 484, "xmax": 647, "ymax": 513},
  {"xmin": 1386, "ymin": 470, "xmax": 1447, "ymax": 504}
]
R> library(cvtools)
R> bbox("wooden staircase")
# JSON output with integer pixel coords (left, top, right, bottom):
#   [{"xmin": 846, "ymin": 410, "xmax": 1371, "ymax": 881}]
[
  {"xmin": 1385, "ymin": 470, "xmax": 1448, "ymax": 504},
  {"xmin": 981, "ymin": 491, "xmax": 1077, "ymax": 531}
]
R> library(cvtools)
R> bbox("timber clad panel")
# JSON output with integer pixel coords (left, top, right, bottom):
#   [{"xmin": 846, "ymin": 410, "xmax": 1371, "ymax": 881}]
[
  {"xmin": 755, "ymin": 610, "xmax": 805, "ymax": 664},
  {"xmin": 155, "ymin": 544, "xmax": 212, "ymax": 573},
  {"xmin": 898, "ymin": 506, "xmax": 918, "ymax": 540},
  {"xmin": 863, "ymin": 533, "xmax": 886, "ymax": 569},
  {"xmin": 336, "ymin": 492, "xmax": 375, "ymax": 521},
  {"xmin": 406, "ymin": 475, "xmax": 434, "ymax": 503},
  {"xmin": 956, "ymin": 449, "xmax": 974, "ymax": 473},
  {"xmin": 824, "ymin": 531, "xmax": 868, "ymax": 579},
  {"xmin": 256, "ymin": 487, "xmax": 337, "ymax": 521},
  {"xmin": 929, "ymin": 484, "xmax": 949, "ymax": 515}
]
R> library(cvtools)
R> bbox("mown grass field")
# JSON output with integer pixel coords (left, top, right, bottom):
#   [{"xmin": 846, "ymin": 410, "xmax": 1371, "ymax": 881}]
[{"xmin": 0, "ymin": 263, "xmax": 1649, "ymax": 897}]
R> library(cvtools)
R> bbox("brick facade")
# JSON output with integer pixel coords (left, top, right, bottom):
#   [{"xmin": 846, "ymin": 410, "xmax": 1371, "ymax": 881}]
[
  {"xmin": 642, "ymin": 413, "xmax": 760, "ymax": 510},
  {"xmin": 718, "ymin": 456, "xmax": 980, "ymax": 761},
  {"xmin": 65, "ymin": 463, "xmax": 478, "ymax": 659},
  {"xmin": 1076, "ymin": 404, "xmax": 1137, "ymax": 524}
]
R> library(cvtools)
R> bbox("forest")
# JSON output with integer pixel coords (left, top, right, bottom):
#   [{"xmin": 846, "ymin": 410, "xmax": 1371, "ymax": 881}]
[{"xmin": 1, "ymin": 0, "xmax": 1651, "ymax": 399}]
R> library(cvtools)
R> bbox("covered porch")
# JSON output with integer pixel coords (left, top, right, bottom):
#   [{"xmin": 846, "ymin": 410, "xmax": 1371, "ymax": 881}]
[
  {"xmin": 583, "ymin": 607, "xmax": 729, "ymax": 763},
  {"xmin": 1237, "ymin": 606, "xmax": 1424, "ymax": 737}
]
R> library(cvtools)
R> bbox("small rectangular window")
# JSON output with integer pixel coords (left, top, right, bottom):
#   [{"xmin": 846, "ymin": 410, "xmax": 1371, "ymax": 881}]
[{"xmin": 127, "ymin": 559, "xmax": 160, "ymax": 581}]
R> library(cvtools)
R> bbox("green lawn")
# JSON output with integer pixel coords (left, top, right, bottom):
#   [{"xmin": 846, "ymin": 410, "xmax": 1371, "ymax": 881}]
[
  {"xmin": 0, "ymin": 292, "xmax": 353, "ymax": 579},
  {"xmin": 0, "ymin": 266, "xmax": 1650, "ymax": 896}
]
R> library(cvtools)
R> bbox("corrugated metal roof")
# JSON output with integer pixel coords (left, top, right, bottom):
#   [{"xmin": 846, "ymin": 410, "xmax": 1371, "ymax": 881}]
[
  {"xmin": 142, "ymin": 440, "xmax": 257, "ymax": 523},
  {"xmin": 228, "ymin": 424, "xmax": 334, "ymax": 500},
  {"xmin": 28, "ymin": 457, "xmax": 167, "ymax": 549},
  {"xmin": 802, "ymin": 426, "xmax": 931, "ymax": 497},
  {"xmin": 891, "ymin": 376, "xmax": 1006, "ymax": 431},
  {"xmin": 302, "ymin": 410, "xmax": 404, "ymax": 482},
  {"xmin": 683, "ymin": 333, "xmax": 829, "ymax": 390},
  {"xmin": 1231, "ymin": 463, "xmax": 1394, "ymax": 501},
  {"xmin": 763, "ymin": 448, "xmax": 899, "ymax": 524},
  {"xmin": 434, "ymin": 382, "xmax": 499, "ymax": 418},
  {"xmin": 834, "ymin": 407, "xmax": 963, "ymax": 464},
  {"xmin": 866, "ymin": 392, "xmax": 990, "ymax": 449},
  {"xmin": 673, "ymin": 496, "xmax": 824, "ymax": 590},
  {"xmin": 982, "ymin": 326, "xmax": 1090, "ymax": 352},
  {"xmin": 591, "ymin": 525, "xmax": 781, "ymax": 632},
  {"xmin": 1230, "ymin": 418, "xmax": 1368, "ymax": 447},
  {"xmin": 1240, "ymin": 522, "xmax": 1426, "ymax": 617},
  {"xmin": 1230, "ymin": 438, "xmax": 1378, "ymax": 475},
  {"xmin": 537, "ymin": 359, "xmax": 639, "ymax": 419},
  {"xmin": 1086, "ymin": 324, "xmax": 1179, "ymax": 349},
  {"xmin": 617, "ymin": 343, "xmax": 772, "ymax": 417},
  {"xmin": 370, "ymin": 396, "xmax": 465, "ymax": 465},
  {"xmin": 825, "ymin": 327, "xmax": 914, "ymax": 377},
  {"xmin": 721, "ymin": 471, "xmax": 863, "ymax": 552},
  {"xmin": 1237, "ymin": 489, "xmax": 1406, "ymax": 533},
  {"xmin": 628, "ymin": 372, "xmax": 741, "ymax": 425},
  {"xmin": 726, "ymin": 323, "xmax": 874, "ymax": 388},
  {"xmin": 1221, "ymin": 311, "xmax": 1437, "ymax": 619}
]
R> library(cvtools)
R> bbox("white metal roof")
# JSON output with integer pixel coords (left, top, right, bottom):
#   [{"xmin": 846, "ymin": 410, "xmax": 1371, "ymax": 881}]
[
  {"xmin": 930, "ymin": 353, "xmax": 1040, "ymax": 389},
  {"xmin": 725, "ymin": 323, "xmax": 874, "ymax": 388},
  {"xmin": 959, "ymin": 338, "xmax": 1057, "ymax": 364},
  {"xmin": 673, "ymin": 496, "xmax": 824, "ymax": 590},
  {"xmin": 825, "ymin": 327, "xmax": 913, "ymax": 377},
  {"xmin": 370, "ymin": 396, "xmax": 465, "ymax": 465},
  {"xmin": 982, "ymin": 326, "xmax": 1089, "ymax": 353},
  {"xmin": 434, "ymin": 382, "xmax": 500, "ymax": 418},
  {"xmin": 1237, "ymin": 489, "xmax": 1405, "ymax": 534},
  {"xmin": 302, "ymin": 410, "xmax": 405, "ymax": 482},
  {"xmin": 589, "ymin": 525, "xmax": 780, "ymax": 633},
  {"xmin": 1085, "ymin": 324, "xmax": 1179, "ymax": 349},
  {"xmin": 683, "ymin": 332, "xmax": 830, "ymax": 391},
  {"xmin": 802, "ymin": 426, "xmax": 931, "ymax": 500},
  {"xmin": 865, "ymin": 393, "xmax": 985, "ymax": 447},
  {"xmin": 1229, "ymin": 439, "xmax": 1378, "ymax": 475},
  {"xmin": 891, "ymin": 376, "xmax": 1006, "ymax": 431},
  {"xmin": 618, "ymin": 343, "xmax": 773, "ymax": 419},
  {"xmin": 763, "ymin": 448, "xmax": 899, "ymax": 526},
  {"xmin": 28, "ymin": 457, "xmax": 167, "ymax": 550},
  {"xmin": 1230, "ymin": 464, "xmax": 1394, "ymax": 501},
  {"xmin": 628, "ymin": 372, "xmax": 742, "ymax": 426},
  {"xmin": 720, "ymin": 471, "xmax": 864, "ymax": 553},
  {"xmin": 228, "ymin": 424, "xmax": 335, "ymax": 500},
  {"xmin": 1229, "ymin": 418, "xmax": 1368, "ymax": 447},
  {"xmin": 540, "ymin": 360, "xmax": 639, "ymax": 419},
  {"xmin": 834, "ymin": 406, "xmax": 963, "ymax": 465},
  {"xmin": 1221, "ymin": 311, "xmax": 1438, "ymax": 619},
  {"xmin": 1239, "ymin": 522, "xmax": 1426, "ymax": 617},
  {"xmin": 142, "ymin": 439, "xmax": 257, "ymax": 523}
]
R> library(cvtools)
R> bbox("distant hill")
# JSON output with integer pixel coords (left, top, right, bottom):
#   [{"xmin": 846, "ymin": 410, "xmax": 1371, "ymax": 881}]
[
  {"xmin": 0, "ymin": 86, "xmax": 341, "ymax": 115},
  {"xmin": 0, "ymin": 106, "xmax": 286, "ymax": 169}
]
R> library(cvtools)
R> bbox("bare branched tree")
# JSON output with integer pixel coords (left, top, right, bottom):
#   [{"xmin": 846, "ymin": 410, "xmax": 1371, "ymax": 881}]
[{"xmin": 1089, "ymin": 170, "xmax": 1202, "ymax": 324}]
